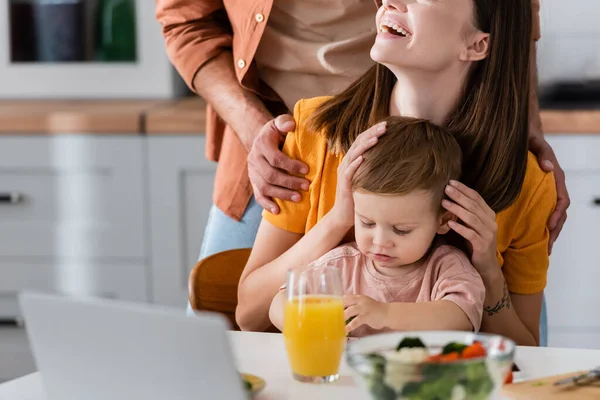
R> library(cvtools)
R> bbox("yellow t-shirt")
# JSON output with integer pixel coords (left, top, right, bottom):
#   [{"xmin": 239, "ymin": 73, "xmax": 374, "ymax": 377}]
[{"xmin": 263, "ymin": 97, "xmax": 557, "ymax": 295}]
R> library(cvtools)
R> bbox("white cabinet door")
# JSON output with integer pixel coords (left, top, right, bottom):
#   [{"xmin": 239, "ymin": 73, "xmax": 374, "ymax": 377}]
[
  {"xmin": 0, "ymin": 135, "xmax": 149, "ymax": 318},
  {"xmin": 147, "ymin": 137, "xmax": 216, "ymax": 307},
  {"xmin": 0, "ymin": 136, "xmax": 147, "ymax": 259},
  {"xmin": 546, "ymin": 172, "xmax": 600, "ymax": 327},
  {"xmin": 545, "ymin": 135, "xmax": 600, "ymax": 348}
]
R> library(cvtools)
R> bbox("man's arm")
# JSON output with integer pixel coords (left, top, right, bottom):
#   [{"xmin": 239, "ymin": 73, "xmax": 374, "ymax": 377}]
[
  {"xmin": 193, "ymin": 52, "xmax": 272, "ymax": 150},
  {"xmin": 529, "ymin": 41, "xmax": 543, "ymax": 142},
  {"xmin": 527, "ymin": 0, "xmax": 570, "ymax": 250},
  {"xmin": 156, "ymin": 0, "xmax": 271, "ymax": 150}
]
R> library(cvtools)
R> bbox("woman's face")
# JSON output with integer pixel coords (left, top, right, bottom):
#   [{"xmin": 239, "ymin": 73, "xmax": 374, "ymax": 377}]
[{"xmin": 371, "ymin": 0, "xmax": 480, "ymax": 73}]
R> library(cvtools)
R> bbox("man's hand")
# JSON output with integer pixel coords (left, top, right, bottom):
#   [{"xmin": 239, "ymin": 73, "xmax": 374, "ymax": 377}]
[
  {"xmin": 248, "ymin": 115, "xmax": 310, "ymax": 214},
  {"xmin": 529, "ymin": 135, "xmax": 570, "ymax": 254}
]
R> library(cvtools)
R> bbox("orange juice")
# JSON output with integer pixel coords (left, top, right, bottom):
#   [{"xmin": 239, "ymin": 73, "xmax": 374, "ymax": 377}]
[{"xmin": 283, "ymin": 295, "xmax": 346, "ymax": 377}]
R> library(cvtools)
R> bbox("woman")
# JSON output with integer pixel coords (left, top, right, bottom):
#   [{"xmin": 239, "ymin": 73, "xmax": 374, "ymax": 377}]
[{"xmin": 236, "ymin": 0, "xmax": 555, "ymax": 346}]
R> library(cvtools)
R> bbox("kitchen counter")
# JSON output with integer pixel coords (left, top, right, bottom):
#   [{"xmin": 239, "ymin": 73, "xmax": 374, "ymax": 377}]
[
  {"xmin": 143, "ymin": 99, "xmax": 600, "ymax": 135},
  {"xmin": 145, "ymin": 98, "xmax": 206, "ymax": 135},
  {"xmin": 0, "ymin": 100, "xmax": 165, "ymax": 134},
  {"xmin": 0, "ymin": 98, "xmax": 599, "ymax": 134},
  {"xmin": 541, "ymin": 109, "xmax": 600, "ymax": 134}
]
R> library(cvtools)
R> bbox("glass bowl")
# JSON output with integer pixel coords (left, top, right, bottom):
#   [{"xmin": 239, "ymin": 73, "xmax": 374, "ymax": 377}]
[{"xmin": 346, "ymin": 331, "xmax": 515, "ymax": 400}]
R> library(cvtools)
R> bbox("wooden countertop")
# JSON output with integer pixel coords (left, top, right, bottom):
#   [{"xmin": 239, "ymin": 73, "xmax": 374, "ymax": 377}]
[
  {"xmin": 0, "ymin": 100, "xmax": 166, "ymax": 134},
  {"xmin": 145, "ymin": 98, "xmax": 206, "ymax": 135},
  {"xmin": 144, "ymin": 98, "xmax": 600, "ymax": 135},
  {"xmin": 0, "ymin": 98, "xmax": 598, "ymax": 135},
  {"xmin": 541, "ymin": 109, "xmax": 600, "ymax": 134}
]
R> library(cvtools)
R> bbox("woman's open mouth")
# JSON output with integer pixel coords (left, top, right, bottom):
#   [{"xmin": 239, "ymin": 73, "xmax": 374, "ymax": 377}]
[{"xmin": 378, "ymin": 21, "xmax": 412, "ymax": 38}]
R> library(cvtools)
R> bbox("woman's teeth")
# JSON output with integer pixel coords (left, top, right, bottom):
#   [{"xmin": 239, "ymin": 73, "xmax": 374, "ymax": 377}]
[{"xmin": 379, "ymin": 22, "xmax": 411, "ymax": 37}]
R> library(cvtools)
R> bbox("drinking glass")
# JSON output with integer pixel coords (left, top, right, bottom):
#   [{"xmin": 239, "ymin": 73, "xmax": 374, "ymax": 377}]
[{"xmin": 283, "ymin": 265, "xmax": 346, "ymax": 383}]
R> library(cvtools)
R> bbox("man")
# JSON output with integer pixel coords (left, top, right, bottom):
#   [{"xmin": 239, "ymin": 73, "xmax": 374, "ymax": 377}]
[{"xmin": 155, "ymin": 1, "xmax": 568, "ymax": 338}]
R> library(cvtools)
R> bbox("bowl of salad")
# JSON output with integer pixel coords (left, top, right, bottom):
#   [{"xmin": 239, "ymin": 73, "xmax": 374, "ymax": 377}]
[{"xmin": 346, "ymin": 331, "xmax": 515, "ymax": 400}]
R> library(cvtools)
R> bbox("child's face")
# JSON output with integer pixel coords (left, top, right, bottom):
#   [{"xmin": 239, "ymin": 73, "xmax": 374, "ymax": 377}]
[{"xmin": 353, "ymin": 189, "xmax": 452, "ymax": 270}]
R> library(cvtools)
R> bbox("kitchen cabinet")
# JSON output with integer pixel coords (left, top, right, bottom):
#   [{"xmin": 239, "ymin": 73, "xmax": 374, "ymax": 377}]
[
  {"xmin": 545, "ymin": 135, "xmax": 600, "ymax": 349},
  {"xmin": 146, "ymin": 136, "xmax": 216, "ymax": 308},
  {"xmin": 0, "ymin": 135, "xmax": 149, "ymax": 317}
]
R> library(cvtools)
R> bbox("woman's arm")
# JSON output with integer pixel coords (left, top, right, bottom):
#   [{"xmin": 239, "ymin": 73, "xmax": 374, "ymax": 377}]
[
  {"xmin": 236, "ymin": 214, "xmax": 351, "ymax": 331},
  {"xmin": 443, "ymin": 180, "xmax": 547, "ymax": 346},
  {"xmin": 269, "ymin": 291, "xmax": 287, "ymax": 331},
  {"xmin": 478, "ymin": 269, "xmax": 542, "ymax": 345},
  {"xmin": 237, "ymin": 121, "xmax": 387, "ymax": 331}
]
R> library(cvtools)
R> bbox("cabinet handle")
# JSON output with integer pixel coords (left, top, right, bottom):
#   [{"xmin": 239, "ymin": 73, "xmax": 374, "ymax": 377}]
[
  {"xmin": 594, "ymin": 198, "xmax": 600, "ymax": 206},
  {"xmin": 0, "ymin": 192, "xmax": 23, "ymax": 204}
]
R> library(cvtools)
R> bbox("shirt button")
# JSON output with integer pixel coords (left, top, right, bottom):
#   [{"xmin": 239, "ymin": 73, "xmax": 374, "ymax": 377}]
[
  {"xmin": 255, "ymin": 13, "xmax": 264, "ymax": 23},
  {"xmin": 237, "ymin": 59, "xmax": 246, "ymax": 69}
]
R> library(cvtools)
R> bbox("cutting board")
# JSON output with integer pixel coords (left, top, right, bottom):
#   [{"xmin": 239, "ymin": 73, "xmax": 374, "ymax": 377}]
[{"xmin": 502, "ymin": 371, "xmax": 600, "ymax": 399}]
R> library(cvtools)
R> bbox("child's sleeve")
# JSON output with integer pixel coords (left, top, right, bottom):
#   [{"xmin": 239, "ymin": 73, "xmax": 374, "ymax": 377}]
[{"xmin": 431, "ymin": 251, "xmax": 486, "ymax": 332}]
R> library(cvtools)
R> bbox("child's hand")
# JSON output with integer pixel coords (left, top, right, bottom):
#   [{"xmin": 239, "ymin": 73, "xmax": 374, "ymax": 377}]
[{"xmin": 343, "ymin": 294, "xmax": 389, "ymax": 333}]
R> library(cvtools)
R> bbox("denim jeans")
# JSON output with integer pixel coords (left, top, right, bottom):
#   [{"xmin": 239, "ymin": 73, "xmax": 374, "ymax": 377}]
[
  {"xmin": 540, "ymin": 295, "xmax": 548, "ymax": 347},
  {"xmin": 186, "ymin": 198, "xmax": 263, "ymax": 315}
]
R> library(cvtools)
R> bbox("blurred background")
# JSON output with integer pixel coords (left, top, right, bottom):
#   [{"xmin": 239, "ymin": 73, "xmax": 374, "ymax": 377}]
[{"xmin": 0, "ymin": 0, "xmax": 599, "ymax": 384}]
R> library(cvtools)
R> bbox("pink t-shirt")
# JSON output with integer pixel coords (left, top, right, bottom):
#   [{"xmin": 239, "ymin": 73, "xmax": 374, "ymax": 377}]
[{"xmin": 308, "ymin": 243, "xmax": 485, "ymax": 337}]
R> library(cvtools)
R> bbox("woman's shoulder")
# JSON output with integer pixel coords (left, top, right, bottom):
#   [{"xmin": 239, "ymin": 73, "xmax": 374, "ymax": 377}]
[
  {"xmin": 293, "ymin": 96, "xmax": 334, "ymax": 119},
  {"xmin": 498, "ymin": 151, "xmax": 557, "ymax": 221},
  {"xmin": 515, "ymin": 152, "xmax": 556, "ymax": 209},
  {"xmin": 288, "ymin": 97, "xmax": 334, "ymax": 161}
]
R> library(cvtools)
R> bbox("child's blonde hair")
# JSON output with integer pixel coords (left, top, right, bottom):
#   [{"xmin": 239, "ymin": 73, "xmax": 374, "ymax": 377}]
[{"xmin": 351, "ymin": 116, "xmax": 463, "ymax": 209}]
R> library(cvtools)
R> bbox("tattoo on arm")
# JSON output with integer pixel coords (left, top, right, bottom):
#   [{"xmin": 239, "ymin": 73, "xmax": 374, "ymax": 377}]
[{"xmin": 484, "ymin": 281, "xmax": 512, "ymax": 316}]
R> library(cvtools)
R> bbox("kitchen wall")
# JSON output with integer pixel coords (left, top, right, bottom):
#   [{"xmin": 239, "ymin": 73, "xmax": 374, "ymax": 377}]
[{"xmin": 538, "ymin": 0, "xmax": 600, "ymax": 84}]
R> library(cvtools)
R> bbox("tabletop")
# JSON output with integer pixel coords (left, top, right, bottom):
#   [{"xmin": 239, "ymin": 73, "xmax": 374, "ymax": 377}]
[{"xmin": 1, "ymin": 331, "xmax": 599, "ymax": 400}]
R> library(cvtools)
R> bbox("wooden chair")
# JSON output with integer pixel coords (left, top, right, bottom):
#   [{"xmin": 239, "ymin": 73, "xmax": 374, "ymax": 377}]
[
  {"xmin": 188, "ymin": 249, "xmax": 279, "ymax": 332},
  {"xmin": 188, "ymin": 248, "xmax": 251, "ymax": 330}
]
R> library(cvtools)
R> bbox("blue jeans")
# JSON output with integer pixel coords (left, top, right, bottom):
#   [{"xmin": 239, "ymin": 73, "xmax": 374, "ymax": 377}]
[
  {"xmin": 187, "ymin": 197, "xmax": 263, "ymax": 315},
  {"xmin": 540, "ymin": 296, "xmax": 548, "ymax": 347}
]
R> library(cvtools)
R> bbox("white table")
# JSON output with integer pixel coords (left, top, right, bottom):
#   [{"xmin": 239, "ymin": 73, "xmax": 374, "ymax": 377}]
[{"xmin": 1, "ymin": 332, "xmax": 600, "ymax": 400}]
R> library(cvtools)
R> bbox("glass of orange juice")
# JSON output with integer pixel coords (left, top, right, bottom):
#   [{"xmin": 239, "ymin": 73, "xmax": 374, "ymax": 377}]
[{"xmin": 283, "ymin": 264, "xmax": 346, "ymax": 383}]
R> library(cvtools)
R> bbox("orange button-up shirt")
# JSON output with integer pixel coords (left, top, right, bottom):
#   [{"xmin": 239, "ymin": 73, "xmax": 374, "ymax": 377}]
[{"xmin": 156, "ymin": 0, "xmax": 542, "ymax": 221}]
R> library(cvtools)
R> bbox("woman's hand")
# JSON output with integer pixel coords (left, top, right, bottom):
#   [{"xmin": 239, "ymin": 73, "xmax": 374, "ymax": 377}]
[
  {"xmin": 442, "ymin": 180, "xmax": 500, "ymax": 278},
  {"xmin": 329, "ymin": 121, "xmax": 387, "ymax": 227}
]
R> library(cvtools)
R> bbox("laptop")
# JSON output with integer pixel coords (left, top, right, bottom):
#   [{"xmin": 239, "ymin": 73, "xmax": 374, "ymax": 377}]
[{"xmin": 18, "ymin": 292, "xmax": 248, "ymax": 400}]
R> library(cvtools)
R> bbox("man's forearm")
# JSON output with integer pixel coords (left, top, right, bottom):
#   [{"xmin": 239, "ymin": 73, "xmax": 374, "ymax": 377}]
[
  {"xmin": 529, "ymin": 40, "xmax": 543, "ymax": 139},
  {"xmin": 193, "ymin": 52, "xmax": 272, "ymax": 151}
]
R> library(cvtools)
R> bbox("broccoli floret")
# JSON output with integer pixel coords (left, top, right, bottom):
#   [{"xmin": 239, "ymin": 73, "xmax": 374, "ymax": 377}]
[
  {"xmin": 441, "ymin": 342, "xmax": 468, "ymax": 355},
  {"xmin": 396, "ymin": 337, "xmax": 426, "ymax": 351}
]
